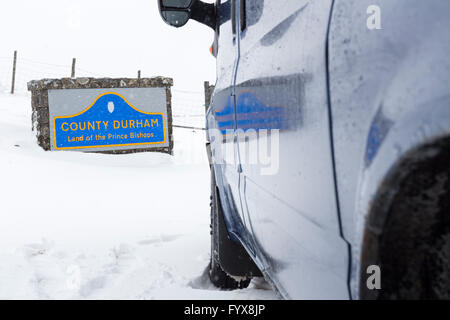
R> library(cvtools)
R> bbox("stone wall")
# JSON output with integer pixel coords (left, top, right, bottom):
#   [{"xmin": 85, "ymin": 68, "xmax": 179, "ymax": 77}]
[{"xmin": 28, "ymin": 77, "xmax": 173, "ymax": 154}]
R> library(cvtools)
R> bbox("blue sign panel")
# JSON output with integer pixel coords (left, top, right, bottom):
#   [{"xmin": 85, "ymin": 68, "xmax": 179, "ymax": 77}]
[{"xmin": 53, "ymin": 92, "xmax": 166, "ymax": 150}]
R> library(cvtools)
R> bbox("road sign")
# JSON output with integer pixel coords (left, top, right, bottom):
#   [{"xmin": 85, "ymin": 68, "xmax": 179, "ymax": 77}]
[{"xmin": 48, "ymin": 87, "xmax": 170, "ymax": 152}]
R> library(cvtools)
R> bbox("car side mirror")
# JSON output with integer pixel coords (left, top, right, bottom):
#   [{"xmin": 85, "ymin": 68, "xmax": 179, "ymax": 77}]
[{"xmin": 158, "ymin": 0, "xmax": 216, "ymax": 30}]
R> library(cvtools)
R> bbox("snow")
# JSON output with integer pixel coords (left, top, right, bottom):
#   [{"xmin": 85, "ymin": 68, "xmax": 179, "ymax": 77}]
[{"xmin": 0, "ymin": 93, "xmax": 277, "ymax": 300}]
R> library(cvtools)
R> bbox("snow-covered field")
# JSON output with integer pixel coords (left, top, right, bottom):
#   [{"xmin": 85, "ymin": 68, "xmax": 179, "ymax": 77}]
[{"xmin": 0, "ymin": 92, "xmax": 277, "ymax": 300}]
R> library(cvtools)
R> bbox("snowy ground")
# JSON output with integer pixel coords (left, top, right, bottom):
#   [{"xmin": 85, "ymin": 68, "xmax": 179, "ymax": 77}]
[{"xmin": 0, "ymin": 92, "xmax": 277, "ymax": 300}]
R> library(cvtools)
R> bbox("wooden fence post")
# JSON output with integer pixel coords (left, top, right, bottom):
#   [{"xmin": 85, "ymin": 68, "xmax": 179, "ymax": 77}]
[
  {"xmin": 71, "ymin": 58, "xmax": 76, "ymax": 78},
  {"xmin": 204, "ymin": 81, "xmax": 214, "ymax": 113},
  {"xmin": 11, "ymin": 50, "xmax": 17, "ymax": 94}
]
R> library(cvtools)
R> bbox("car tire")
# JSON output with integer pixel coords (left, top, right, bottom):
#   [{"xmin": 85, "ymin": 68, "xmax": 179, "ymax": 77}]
[
  {"xmin": 209, "ymin": 167, "xmax": 252, "ymax": 290},
  {"xmin": 426, "ymin": 232, "xmax": 450, "ymax": 299}
]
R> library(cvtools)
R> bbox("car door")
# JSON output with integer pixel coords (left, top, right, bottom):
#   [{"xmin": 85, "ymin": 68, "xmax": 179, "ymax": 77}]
[
  {"xmin": 207, "ymin": 0, "xmax": 247, "ymax": 240},
  {"xmin": 233, "ymin": 0, "xmax": 350, "ymax": 299}
]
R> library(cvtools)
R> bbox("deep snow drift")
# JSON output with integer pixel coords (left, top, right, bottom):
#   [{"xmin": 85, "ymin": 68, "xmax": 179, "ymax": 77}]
[{"xmin": 0, "ymin": 92, "xmax": 277, "ymax": 300}]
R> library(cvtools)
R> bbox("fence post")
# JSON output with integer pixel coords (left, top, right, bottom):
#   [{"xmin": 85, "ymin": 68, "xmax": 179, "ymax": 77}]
[
  {"xmin": 138, "ymin": 70, "xmax": 141, "ymax": 86},
  {"xmin": 11, "ymin": 50, "xmax": 17, "ymax": 94},
  {"xmin": 204, "ymin": 81, "xmax": 214, "ymax": 113},
  {"xmin": 71, "ymin": 58, "xmax": 76, "ymax": 78}
]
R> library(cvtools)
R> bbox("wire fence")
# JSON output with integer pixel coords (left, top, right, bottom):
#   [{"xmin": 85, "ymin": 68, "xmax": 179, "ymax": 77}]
[
  {"xmin": 172, "ymin": 88, "xmax": 206, "ymax": 130},
  {"xmin": 0, "ymin": 56, "xmax": 101, "ymax": 93},
  {"xmin": 0, "ymin": 55, "xmax": 207, "ymax": 130}
]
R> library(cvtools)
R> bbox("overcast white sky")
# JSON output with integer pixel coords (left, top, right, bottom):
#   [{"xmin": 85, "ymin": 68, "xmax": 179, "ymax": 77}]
[{"xmin": 0, "ymin": 0, "xmax": 216, "ymax": 91}]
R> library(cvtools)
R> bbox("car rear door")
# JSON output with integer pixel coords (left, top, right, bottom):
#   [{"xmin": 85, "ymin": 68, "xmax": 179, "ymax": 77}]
[{"xmin": 233, "ymin": 0, "xmax": 350, "ymax": 299}]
